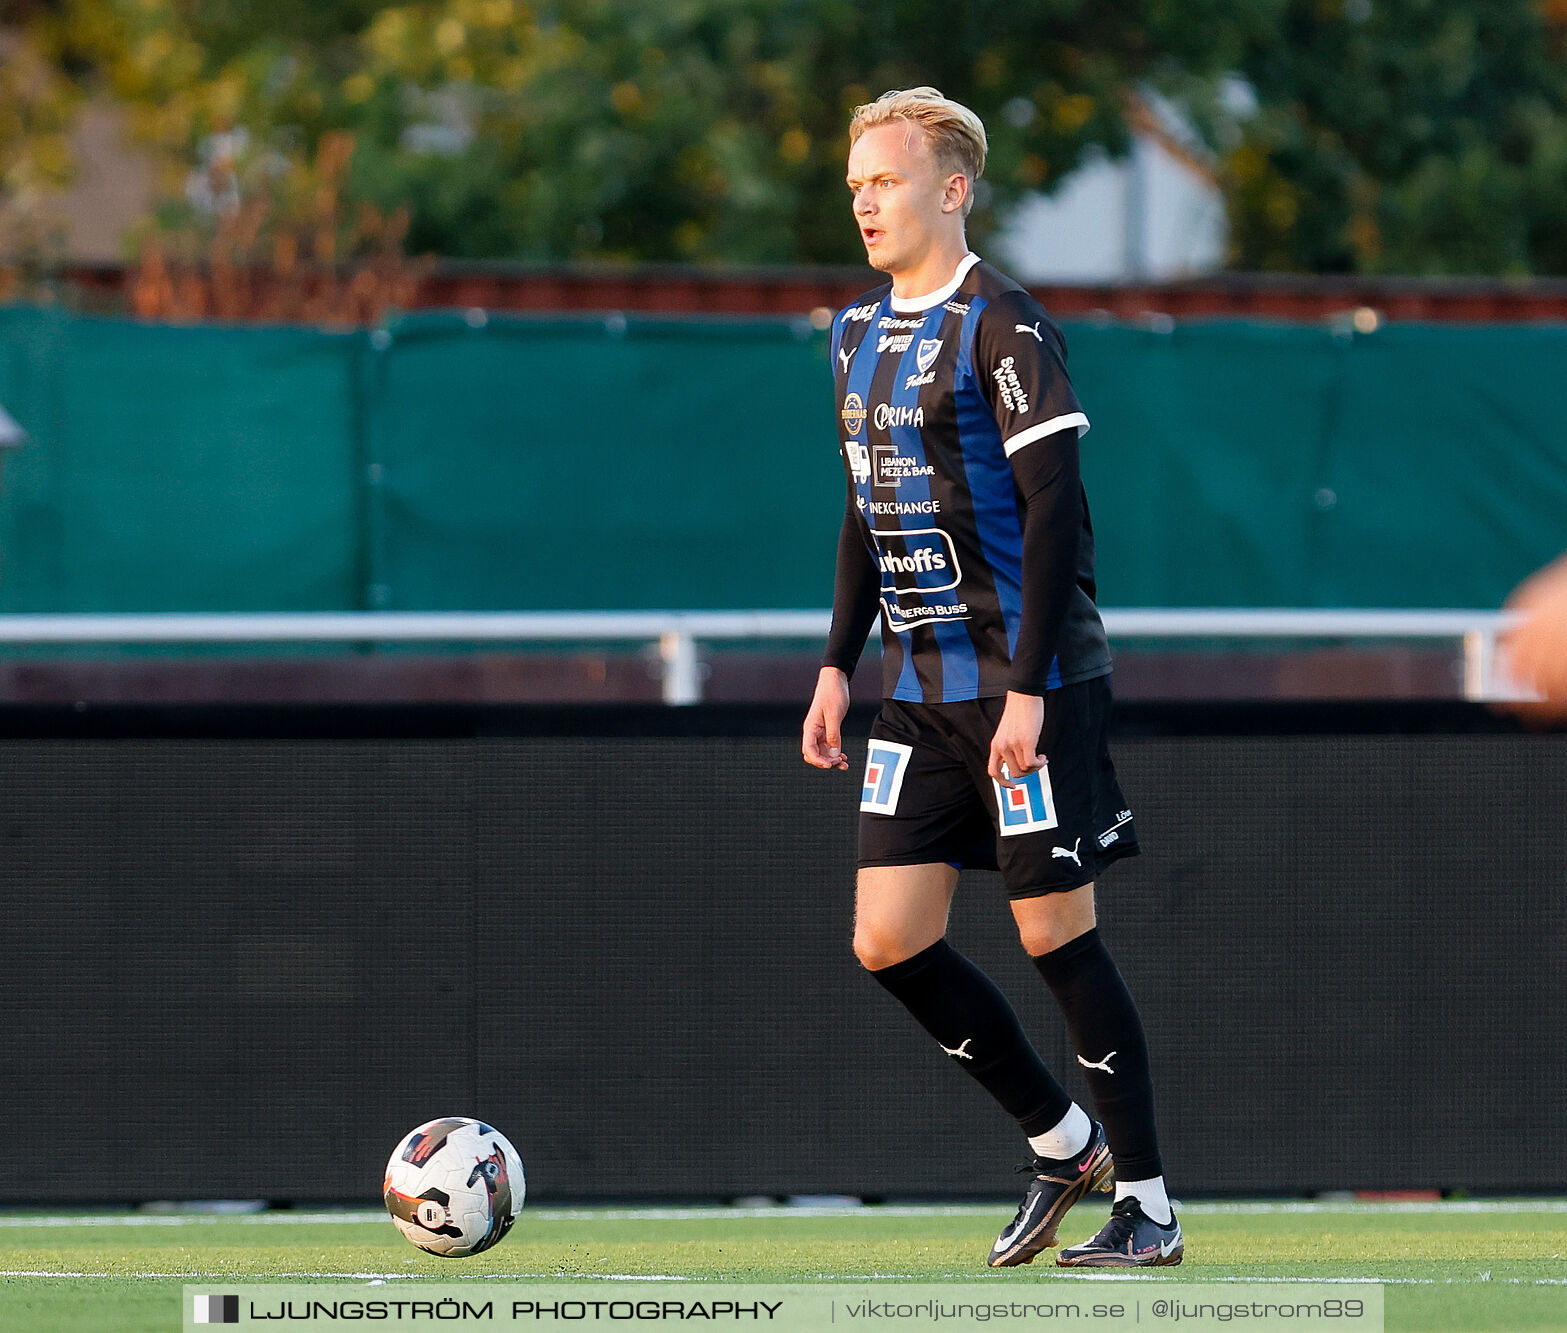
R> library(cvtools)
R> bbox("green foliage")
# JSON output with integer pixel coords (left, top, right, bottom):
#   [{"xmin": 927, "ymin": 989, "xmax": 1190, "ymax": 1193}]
[
  {"xmin": 5, "ymin": 0, "xmax": 1567, "ymax": 272},
  {"xmin": 330, "ymin": 0, "xmax": 1271, "ymax": 263},
  {"xmin": 1226, "ymin": 0, "xmax": 1567, "ymax": 274},
  {"xmin": 0, "ymin": 20, "xmax": 81, "ymax": 271}
]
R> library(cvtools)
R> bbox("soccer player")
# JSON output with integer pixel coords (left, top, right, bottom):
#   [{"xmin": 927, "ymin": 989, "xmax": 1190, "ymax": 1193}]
[{"xmin": 802, "ymin": 87, "xmax": 1181, "ymax": 1269}]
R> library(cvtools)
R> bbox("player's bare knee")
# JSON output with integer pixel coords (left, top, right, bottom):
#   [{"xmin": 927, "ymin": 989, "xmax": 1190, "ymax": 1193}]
[
  {"xmin": 851, "ymin": 928, "xmax": 897, "ymax": 972},
  {"xmin": 1012, "ymin": 888, "xmax": 1096, "ymax": 957},
  {"xmin": 853, "ymin": 926, "xmax": 928, "ymax": 972},
  {"xmin": 1015, "ymin": 920, "xmax": 1068, "ymax": 956}
]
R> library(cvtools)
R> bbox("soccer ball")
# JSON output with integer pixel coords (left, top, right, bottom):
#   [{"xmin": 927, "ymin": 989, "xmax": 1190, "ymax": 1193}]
[{"xmin": 383, "ymin": 1117, "xmax": 525, "ymax": 1256}]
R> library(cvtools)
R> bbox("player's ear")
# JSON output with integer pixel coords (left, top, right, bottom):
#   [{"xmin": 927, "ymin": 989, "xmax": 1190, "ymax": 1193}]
[{"xmin": 942, "ymin": 173, "xmax": 969, "ymax": 214}]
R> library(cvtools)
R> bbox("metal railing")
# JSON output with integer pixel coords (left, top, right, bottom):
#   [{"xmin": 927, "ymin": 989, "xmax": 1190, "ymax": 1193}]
[{"xmin": 0, "ymin": 608, "xmax": 1525, "ymax": 704}]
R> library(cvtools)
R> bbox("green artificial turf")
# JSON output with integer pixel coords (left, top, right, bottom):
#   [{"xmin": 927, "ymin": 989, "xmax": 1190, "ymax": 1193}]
[{"xmin": 0, "ymin": 1201, "xmax": 1563, "ymax": 1332}]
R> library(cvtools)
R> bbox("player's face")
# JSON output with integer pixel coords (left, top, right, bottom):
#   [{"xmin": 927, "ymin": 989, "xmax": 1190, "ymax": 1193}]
[{"xmin": 846, "ymin": 122, "xmax": 963, "ymax": 277}]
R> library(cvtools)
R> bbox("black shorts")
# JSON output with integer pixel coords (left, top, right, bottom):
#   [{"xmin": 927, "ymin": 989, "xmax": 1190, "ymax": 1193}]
[{"xmin": 857, "ymin": 676, "xmax": 1140, "ymax": 898}]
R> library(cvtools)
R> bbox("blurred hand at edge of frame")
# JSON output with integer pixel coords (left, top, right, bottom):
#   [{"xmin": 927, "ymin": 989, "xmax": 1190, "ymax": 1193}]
[{"xmin": 1500, "ymin": 552, "xmax": 1567, "ymax": 719}]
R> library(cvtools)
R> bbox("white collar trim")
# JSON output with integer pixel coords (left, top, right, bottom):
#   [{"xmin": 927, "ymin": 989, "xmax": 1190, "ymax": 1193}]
[{"xmin": 888, "ymin": 252, "xmax": 982, "ymax": 313}]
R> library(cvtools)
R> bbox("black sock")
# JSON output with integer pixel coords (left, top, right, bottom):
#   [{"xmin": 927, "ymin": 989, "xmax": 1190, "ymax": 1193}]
[
  {"xmin": 869, "ymin": 938, "xmax": 1071, "ymax": 1138},
  {"xmin": 1031, "ymin": 927, "xmax": 1163, "ymax": 1180}
]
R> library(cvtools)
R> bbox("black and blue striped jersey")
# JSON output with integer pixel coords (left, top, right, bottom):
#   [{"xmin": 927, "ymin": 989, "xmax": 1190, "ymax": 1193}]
[{"xmin": 823, "ymin": 253, "xmax": 1113, "ymax": 703}]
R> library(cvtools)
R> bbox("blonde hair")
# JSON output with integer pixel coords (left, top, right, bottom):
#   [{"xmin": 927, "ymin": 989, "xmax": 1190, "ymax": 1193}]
[{"xmin": 848, "ymin": 87, "xmax": 988, "ymax": 214}]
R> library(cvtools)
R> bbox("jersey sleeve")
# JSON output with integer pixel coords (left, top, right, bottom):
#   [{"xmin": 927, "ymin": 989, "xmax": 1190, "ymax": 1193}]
[
  {"xmin": 1006, "ymin": 431, "xmax": 1084, "ymax": 693},
  {"xmin": 973, "ymin": 291, "xmax": 1089, "ymax": 459},
  {"xmin": 821, "ymin": 471, "xmax": 881, "ymax": 676}
]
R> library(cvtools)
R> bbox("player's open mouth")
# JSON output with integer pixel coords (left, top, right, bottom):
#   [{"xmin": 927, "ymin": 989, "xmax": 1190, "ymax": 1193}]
[{"xmin": 862, "ymin": 228, "xmax": 885, "ymax": 245}]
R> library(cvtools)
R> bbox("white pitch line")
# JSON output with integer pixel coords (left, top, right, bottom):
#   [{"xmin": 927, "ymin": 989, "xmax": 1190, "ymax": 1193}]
[
  {"xmin": 4, "ymin": 1200, "xmax": 1566, "ymax": 1227},
  {"xmin": 1, "ymin": 1270, "xmax": 1561, "ymax": 1286},
  {"xmin": 1177, "ymin": 1200, "xmax": 1567, "ymax": 1216},
  {"xmin": 526, "ymin": 1200, "xmax": 1567, "ymax": 1220},
  {"xmin": 588, "ymin": 1275, "xmax": 693, "ymax": 1282},
  {"xmin": 0, "ymin": 1213, "xmax": 385, "ymax": 1228},
  {"xmin": 522, "ymin": 1204, "xmax": 1535, "ymax": 1221}
]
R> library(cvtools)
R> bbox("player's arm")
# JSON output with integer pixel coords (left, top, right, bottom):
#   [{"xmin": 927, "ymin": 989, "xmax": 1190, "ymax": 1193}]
[
  {"xmin": 1006, "ymin": 429, "xmax": 1084, "ymax": 695},
  {"xmin": 804, "ymin": 479, "xmax": 880, "ymax": 770},
  {"xmin": 974, "ymin": 295, "xmax": 1088, "ymax": 785},
  {"xmin": 987, "ymin": 432, "xmax": 1084, "ymax": 785}
]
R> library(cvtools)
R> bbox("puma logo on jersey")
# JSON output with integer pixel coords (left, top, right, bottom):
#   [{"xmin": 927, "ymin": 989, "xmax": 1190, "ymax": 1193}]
[
  {"xmin": 1052, "ymin": 837, "xmax": 1082, "ymax": 866},
  {"xmin": 1077, "ymin": 1050, "xmax": 1117, "ymax": 1074},
  {"xmin": 940, "ymin": 1039, "xmax": 974, "ymax": 1060},
  {"xmin": 838, "ymin": 346, "xmax": 854, "ymax": 373},
  {"xmin": 1015, "ymin": 321, "xmax": 1044, "ymax": 341}
]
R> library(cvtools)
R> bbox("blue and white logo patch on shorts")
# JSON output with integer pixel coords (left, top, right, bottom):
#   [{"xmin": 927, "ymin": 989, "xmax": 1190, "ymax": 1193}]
[
  {"xmin": 993, "ymin": 764, "xmax": 1059, "ymax": 836},
  {"xmin": 861, "ymin": 740, "xmax": 914, "ymax": 814}
]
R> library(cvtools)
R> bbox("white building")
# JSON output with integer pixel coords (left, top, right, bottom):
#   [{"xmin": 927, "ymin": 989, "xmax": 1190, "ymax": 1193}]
[{"xmin": 995, "ymin": 90, "xmax": 1235, "ymax": 284}]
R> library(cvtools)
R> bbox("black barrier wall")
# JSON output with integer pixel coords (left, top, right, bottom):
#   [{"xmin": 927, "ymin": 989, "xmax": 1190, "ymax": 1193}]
[{"xmin": 3, "ymin": 704, "xmax": 1565, "ymax": 1202}]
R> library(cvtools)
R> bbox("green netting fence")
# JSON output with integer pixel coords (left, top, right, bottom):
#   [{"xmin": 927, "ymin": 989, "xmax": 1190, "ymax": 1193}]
[{"xmin": 1, "ymin": 305, "xmax": 1563, "ymax": 614}]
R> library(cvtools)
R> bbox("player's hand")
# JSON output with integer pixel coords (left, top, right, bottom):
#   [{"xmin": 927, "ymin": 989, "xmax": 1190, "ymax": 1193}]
[
  {"xmin": 802, "ymin": 667, "xmax": 852, "ymax": 770},
  {"xmin": 988, "ymin": 690, "xmax": 1046, "ymax": 788},
  {"xmin": 1502, "ymin": 552, "xmax": 1567, "ymax": 712}
]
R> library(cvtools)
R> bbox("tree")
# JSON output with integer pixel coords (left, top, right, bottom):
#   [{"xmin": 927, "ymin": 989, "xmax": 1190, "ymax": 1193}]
[
  {"xmin": 10, "ymin": 0, "xmax": 1268, "ymax": 265},
  {"xmin": 1225, "ymin": 0, "xmax": 1567, "ymax": 273},
  {"xmin": 10, "ymin": 0, "xmax": 1567, "ymax": 274},
  {"xmin": 326, "ymin": 0, "xmax": 1276, "ymax": 263},
  {"xmin": 0, "ymin": 19, "xmax": 79, "ymax": 279}
]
